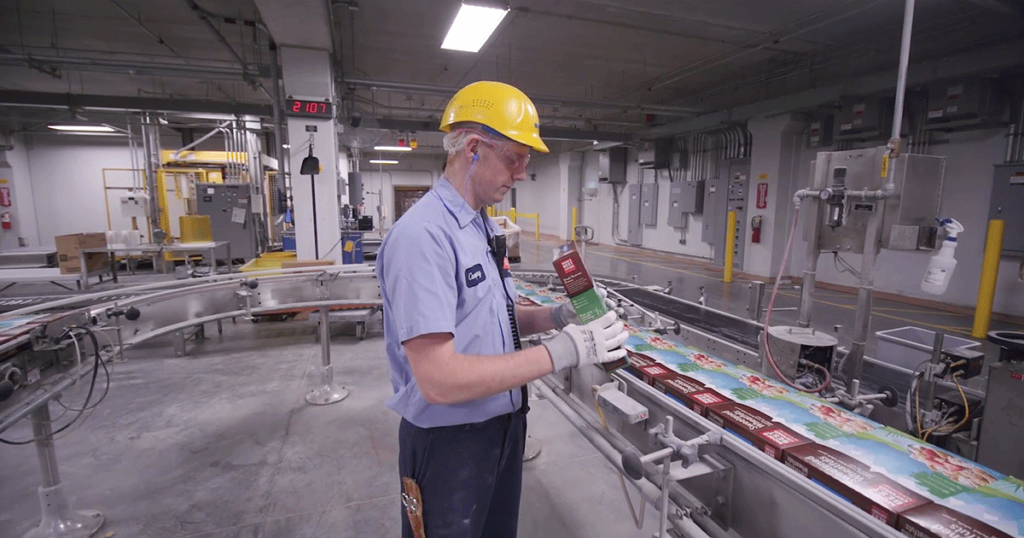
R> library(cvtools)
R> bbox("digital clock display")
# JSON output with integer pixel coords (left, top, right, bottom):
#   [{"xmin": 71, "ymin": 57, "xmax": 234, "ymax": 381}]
[{"xmin": 285, "ymin": 99, "xmax": 333, "ymax": 118}]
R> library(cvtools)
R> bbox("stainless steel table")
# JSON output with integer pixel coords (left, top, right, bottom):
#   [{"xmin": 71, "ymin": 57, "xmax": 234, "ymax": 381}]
[{"xmin": 79, "ymin": 241, "xmax": 231, "ymax": 290}]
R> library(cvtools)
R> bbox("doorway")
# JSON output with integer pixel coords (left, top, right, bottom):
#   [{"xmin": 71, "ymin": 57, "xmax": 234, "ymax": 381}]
[{"xmin": 394, "ymin": 186, "xmax": 431, "ymax": 222}]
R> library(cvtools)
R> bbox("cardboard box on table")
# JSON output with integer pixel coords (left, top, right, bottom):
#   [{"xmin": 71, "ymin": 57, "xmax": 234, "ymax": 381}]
[{"xmin": 55, "ymin": 233, "xmax": 108, "ymax": 275}]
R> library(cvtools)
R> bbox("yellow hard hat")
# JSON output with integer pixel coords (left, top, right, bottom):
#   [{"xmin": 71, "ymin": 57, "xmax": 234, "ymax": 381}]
[{"xmin": 440, "ymin": 81, "xmax": 549, "ymax": 153}]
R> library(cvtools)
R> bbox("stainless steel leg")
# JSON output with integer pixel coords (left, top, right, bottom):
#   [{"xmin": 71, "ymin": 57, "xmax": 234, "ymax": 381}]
[
  {"xmin": 20, "ymin": 404, "xmax": 104, "ymax": 538},
  {"xmin": 305, "ymin": 306, "xmax": 349, "ymax": 405},
  {"xmin": 173, "ymin": 331, "xmax": 186, "ymax": 357},
  {"xmin": 78, "ymin": 252, "xmax": 89, "ymax": 291}
]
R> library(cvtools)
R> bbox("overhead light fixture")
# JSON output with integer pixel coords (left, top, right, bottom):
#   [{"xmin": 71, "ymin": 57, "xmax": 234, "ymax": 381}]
[
  {"xmin": 369, "ymin": 159, "xmax": 399, "ymax": 165},
  {"xmin": 47, "ymin": 124, "xmax": 116, "ymax": 132},
  {"xmin": 282, "ymin": 143, "xmax": 291, "ymax": 149},
  {"xmin": 373, "ymin": 145, "xmax": 413, "ymax": 152},
  {"xmin": 441, "ymin": 3, "xmax": 509, "ymax": 53}
]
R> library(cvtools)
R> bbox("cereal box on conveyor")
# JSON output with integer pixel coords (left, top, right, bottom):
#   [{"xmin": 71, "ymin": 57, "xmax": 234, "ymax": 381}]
[
  {"xmin": 820, "ymin": 427, "xmax": 1003, "ymax": 501},
  {"xmin": 783, "ymin": 443, "xmax": 931, "ymax": 527},
  {"xmin": 934, "ymin": 478, "xmax": 1024, "ymax": 538},
  {"xmin": 898, "ymin": 502, "xmax": 1014, "ymax": 538}
]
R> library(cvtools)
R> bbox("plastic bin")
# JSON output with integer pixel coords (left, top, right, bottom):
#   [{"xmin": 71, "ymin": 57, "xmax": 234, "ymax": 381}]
[{"xmin": 875, "ymin": 326, "xmax": 980, "ymax": 371}]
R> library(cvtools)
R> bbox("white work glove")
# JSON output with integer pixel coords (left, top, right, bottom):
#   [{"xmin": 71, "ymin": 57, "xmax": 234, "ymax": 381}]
[
  {"xmin": 550, "ymin": 286, "xmax": 622, "ymax": 329},
  {"xmin": 543, "ymin": 311, "xmax": 629, "ymax": 372}
]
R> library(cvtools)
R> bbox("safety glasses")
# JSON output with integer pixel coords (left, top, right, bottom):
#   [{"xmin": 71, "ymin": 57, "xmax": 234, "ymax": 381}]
[{"xmin": 458, "ymin": 129, "xmax": 531, "ymax": 171}]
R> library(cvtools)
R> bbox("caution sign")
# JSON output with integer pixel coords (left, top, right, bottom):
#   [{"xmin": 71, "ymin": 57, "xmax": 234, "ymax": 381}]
[{"xmin": 756, "ymin": 183, "xmax": 769, "ymax": 209}]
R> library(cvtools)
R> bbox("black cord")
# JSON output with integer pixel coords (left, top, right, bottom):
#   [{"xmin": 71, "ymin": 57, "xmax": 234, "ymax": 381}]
[
  {"xmin": 0, "ymin": 326, "xmax": 108, "ymax": 445},
  {"xmin": 55, "ymin": 329, "xmax": 110, "ymax": 412}
]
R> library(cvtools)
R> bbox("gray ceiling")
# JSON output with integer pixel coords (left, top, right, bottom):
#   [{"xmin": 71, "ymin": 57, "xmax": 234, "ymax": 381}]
[{"xmin": 1, "ymin": 0, "xmax": 1022, "ymax": 135}]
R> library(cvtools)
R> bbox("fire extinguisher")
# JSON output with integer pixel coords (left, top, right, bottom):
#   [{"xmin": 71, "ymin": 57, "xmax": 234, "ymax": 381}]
[
  {"xmin": 1, "ymin": 213, "xmax": 12, "ymax": 230},
  {"xmin": 750, "ymin": 215, "xmax": 762, "ymax": 243}
]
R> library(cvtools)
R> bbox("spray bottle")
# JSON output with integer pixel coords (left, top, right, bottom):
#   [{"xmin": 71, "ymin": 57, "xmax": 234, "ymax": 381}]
[{"xmin": 920, "ymin": 218, "xmax": 964, "ymax": 295}]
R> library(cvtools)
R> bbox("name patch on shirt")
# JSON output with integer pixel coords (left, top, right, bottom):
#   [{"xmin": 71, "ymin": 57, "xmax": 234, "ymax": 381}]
[{"xmin": 465, "ymin": 264, "xmax": 486, "ymax": 287}]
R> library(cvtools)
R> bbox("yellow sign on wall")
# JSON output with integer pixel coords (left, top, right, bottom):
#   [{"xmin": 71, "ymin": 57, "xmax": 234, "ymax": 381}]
[{"xmin": 758, "ymin": 173, "xmax": 769, "ymax": 180}]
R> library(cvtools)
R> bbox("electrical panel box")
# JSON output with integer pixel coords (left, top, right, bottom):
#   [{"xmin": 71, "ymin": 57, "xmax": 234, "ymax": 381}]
[
  {"xmin": 627, "ymin": 183, "xmax": 643, "ymax": 245},
  {"xmin": 637, "ymin": 139, "xmax": 671, "ymax": 169},
  {"xmin": 640, "ymin": 182, "xmax": 659, "ymax": 226},
  {"xmin": 667, "ymin": 180, "xmax": 704, "ymax": 228},
  {"xmin": 836, "ymin": 96, "xmax": 893, "ymax": 139},
  {"xmin": 702, "ymin": 178, "xmax": 722, "ymax": 245},
  {"xmin": 925, "ymin": 78, "xmax": 1002, "ymax": 128},
  {"xmin": 808, "ymin": 116, "xmax": 834, "ymax": 148},
  {"xmin": 725, "ymin": 166, "xmax": 750, "ymax": 269},
  {"xmin": 989, "ymin": 164, "xmax": 1024, "ymax": 254},
  {"xmin": 119, "ymin": 193, "xmax": 150, "ymax": 219},
  {"xmin": 804, "ymin": 148, "xmax": 945, "ymax": 254},
  {"xmin": 598, "ymin": 147, "xmax": 628, "ymax": 184},
  {"xmin": 196, "ymin": 182, "xmax": 259, "ymax": 260}
]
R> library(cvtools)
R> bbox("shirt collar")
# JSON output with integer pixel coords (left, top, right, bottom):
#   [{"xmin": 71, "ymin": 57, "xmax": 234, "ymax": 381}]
[{"xmin": 434, "ymin": 177, "xmax": 480, "ymax": 229}]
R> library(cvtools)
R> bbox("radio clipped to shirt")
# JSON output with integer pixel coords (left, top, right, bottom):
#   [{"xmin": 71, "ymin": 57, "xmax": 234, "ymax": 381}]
[{"xmin": 552, "ymin": 243, "xmax": 629, "ymax": 373}]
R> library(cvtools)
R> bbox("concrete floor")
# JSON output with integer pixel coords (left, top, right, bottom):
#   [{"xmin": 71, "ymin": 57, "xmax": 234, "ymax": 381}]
[{"xmin": 1, "ymin": 238, "xmax": 1020, "ymax": 537}]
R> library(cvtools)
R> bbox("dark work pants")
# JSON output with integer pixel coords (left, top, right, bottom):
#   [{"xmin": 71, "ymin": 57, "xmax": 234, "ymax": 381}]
[{"xmin": 399, "ymin": 412, "xmax": 526, "ymax": 538}]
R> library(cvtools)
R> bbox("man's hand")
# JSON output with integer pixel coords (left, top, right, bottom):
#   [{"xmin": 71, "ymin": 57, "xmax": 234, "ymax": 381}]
[
  {"xmin": 550, "ymin": 286, "xmax": 622, "ymax": 329},
  {"xmin": 543, "ymin": 311, "xmax": 629, "ymax": 371}
]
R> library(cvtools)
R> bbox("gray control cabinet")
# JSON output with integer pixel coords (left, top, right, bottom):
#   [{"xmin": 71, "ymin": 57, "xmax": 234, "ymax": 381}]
[
  {"xmin": 977, "ymin": 360, "xmax": 1024, "ymax": 477},
  {"xmin": 196, "ymin": 182, "xmax": 259, "ymax": 260},
  {"xmin": 701, "ymin": 178, "xmax": 723, "ymax": 245},
  {"xmin": 989, "ymin": 164, "xmax": 1024, "ymax": 254},
  {"xmin": 640, "ymin": 182, "xmax": 659, "ymax": 226},
  {"xmin": 627, "ymin": 183, "xmax": 643, "ymax": 245},
  {"xmin": 668, "ymin": 180, "xmax": 704, "ymax": 228}
]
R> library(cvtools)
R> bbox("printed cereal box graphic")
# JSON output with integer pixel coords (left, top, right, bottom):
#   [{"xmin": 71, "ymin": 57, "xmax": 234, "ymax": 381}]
[
  {"xmin": 742, "ymin": 393, "xmax": 877, "ymax": 441},
  {"xmin": 936, "ymin": 478, "xmax": 1024, "ymax": 537},
  {"xmin": 666, "ymin": 366, "xmax": 791, "ymax": 401},
  {"xmin": 516, "ymin": 296, "xmax": 540, "ymax": 307},
  {"xmin": 679, "ymin": 389, "xmax": 732, "ymax": 417},
  {"xmin": 783, "ymin": 444, "xmax": 930, "ymax": 527},
  {"xmin": 754, "ymin": 424, "xmax": 813, "ymax": 462},
  {"xmin": 822, "ymin": 427, "xmax": 1002, "ymax": 500},
  {"xmin": 706, "ymin": 402, "xmax": 774, "ymax": 446},
  {"xmin": 899, "ymin": 502, "xmax": 1013, "ymax": 538}
]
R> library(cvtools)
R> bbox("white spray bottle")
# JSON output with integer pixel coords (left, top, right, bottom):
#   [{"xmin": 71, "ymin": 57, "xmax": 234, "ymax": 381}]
[{"xmin": 920, "ymin": 218, "xmax": 964, "ymax": 295}]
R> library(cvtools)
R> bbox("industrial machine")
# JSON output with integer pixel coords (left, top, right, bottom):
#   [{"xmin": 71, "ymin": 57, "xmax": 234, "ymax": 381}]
[{"xmin": 195, "ymin": 182, "xmax": 262, "ymax": 261}]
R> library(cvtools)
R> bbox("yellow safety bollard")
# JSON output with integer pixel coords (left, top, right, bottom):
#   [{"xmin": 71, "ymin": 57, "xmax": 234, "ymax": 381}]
[
  {"xmin": 571, "ymin": 207, "xmax": 578, "ymax": 241},
  {"xmin": 972, "ymin": 219, "xmax": 1004, "ymax": 338},
  {"xmin": 486, "ymin": 206, "xmax": 494, "ymax": 217},
  {"xmin": 534, "ymin": 214, "xmax": 540, "ymax": 241},
  {"xmin": 723, "ymin": 210, "xmax": 737, "ymax": 283},
  {"xmin": 509, "ymin": 207, "xmax": 516, "ymax": 224}
]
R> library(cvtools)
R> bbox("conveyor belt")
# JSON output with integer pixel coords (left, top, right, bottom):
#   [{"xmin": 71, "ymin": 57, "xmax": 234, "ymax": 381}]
[
  {"xmin": 612, "ymin": 286, "xmax": 762, "ymax": 350},
  {"xmin": 0, "ymin": 292, "xmax": 142, "ymax": 313}
]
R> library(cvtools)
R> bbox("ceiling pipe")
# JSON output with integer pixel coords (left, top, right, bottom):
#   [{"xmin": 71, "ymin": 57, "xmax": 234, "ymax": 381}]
[
  {"xmin": 184, "ymin": 0, "xmax": 262, "ymax": 90},
  {"xmin": 0, "ymin": 53, "xmax": 246, "ymax": 80},
  {"xmin": 646, "ymin": 0, "xmax": 886, "ymax": 92},
  {"xmin": 109, "ymin": 0, "xmax": 183, "ymax": 58},
  {"xmin": 888, "ymin": 0, "xmax": 916, "ymax": 156},
  {"xmin": 342, "ymin": 78, "xmax": 703, "ymax": 116}
]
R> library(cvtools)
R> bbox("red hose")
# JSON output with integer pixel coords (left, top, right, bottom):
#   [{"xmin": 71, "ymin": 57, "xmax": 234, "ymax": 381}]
[{"xmin": 762, "ymin": 206, "xmax": 831, "ymax": 394}]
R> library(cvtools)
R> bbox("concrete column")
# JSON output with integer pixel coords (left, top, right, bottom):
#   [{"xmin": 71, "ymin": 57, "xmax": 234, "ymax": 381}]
[
  {"xmin": 558, "ymin": 152, "xmax": 583, "ymax": 241},
  {"xmin": 744, "ymin": 114, "xmax": 806, "ymax": 278},
  {"xmin": 280, "ymin": 47, "xmax": 341, "ymax": 262}
]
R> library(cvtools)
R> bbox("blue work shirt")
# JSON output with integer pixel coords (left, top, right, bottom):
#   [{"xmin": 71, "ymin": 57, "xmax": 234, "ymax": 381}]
[{"xmin": 376, "ymin": 177, "xmax": 522, "ymax": 428}]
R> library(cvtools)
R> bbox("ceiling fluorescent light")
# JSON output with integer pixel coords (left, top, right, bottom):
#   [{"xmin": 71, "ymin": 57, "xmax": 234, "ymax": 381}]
[
  {"xmin": 441, "ymin": 4, "xmax": 509, "ymax": 53},
  {"xmin": 369, "ymin": 159, "xmax": 399, "ymax": 165},
  {"xmin": 47, "ymin": 124, "xmax": 116, "ymax": 132},
  {"xmin": 373, "ymin": 145, "xmax": 413, "ymax": 152}
]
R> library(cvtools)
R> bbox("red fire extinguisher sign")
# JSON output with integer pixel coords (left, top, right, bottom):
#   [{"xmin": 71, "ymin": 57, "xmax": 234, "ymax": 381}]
[
  {"xmin": 756, "ymin": 183, "xmax": 768, "ymax": 209},
  {"xmin": 0, "ymin": 187, "xmax": 11, "ymax": 207}
]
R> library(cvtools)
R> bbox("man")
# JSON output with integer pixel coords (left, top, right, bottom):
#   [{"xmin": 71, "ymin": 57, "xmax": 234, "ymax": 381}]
[{"xmin": 375, "ymin": 80, "xmax": 629, "ymax": 538}]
